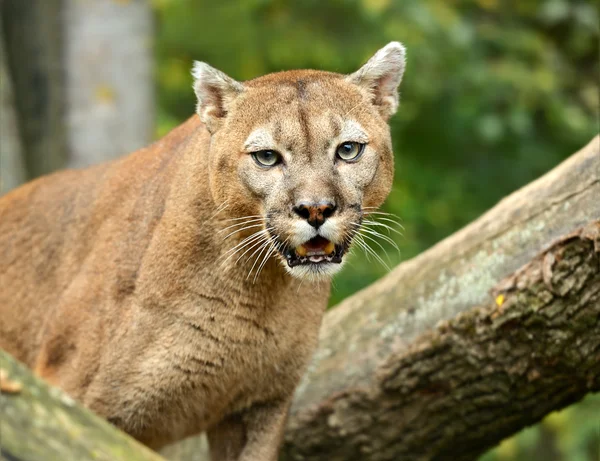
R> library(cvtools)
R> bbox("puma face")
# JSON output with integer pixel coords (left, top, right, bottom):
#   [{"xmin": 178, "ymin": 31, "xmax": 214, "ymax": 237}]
[{"xmin": 193, "ymin": 42, "xmax": 406, "ymax": 279}]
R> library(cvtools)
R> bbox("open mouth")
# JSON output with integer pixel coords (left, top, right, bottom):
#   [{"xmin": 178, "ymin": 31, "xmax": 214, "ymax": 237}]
[{"xmin": 284, "ymin": 236, "xmax": 346, "ymax": 268}]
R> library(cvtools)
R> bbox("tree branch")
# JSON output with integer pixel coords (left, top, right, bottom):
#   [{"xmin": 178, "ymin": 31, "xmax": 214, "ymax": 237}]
[
  {"xmin": 281, "ymin": 136, "xmax": 600, "ymax": 461},
  {"xmin": 0, "ymin": 351, "xmax": 166, "ymax": 461}
]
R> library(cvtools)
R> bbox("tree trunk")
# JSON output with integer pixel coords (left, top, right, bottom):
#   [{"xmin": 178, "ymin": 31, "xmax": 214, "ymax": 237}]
[
  {"xmin": 0, "ymin": 0, "xmax": 154, "ymax": 183},
  {"xmin": 0, "ymin": 20, "xmax": 26, "ymax": 193},
  {"xmin": 64, "ymin": 0, "xmax": 154, "ymax": 168},
  {"xmin": 0, "ymin": 0, "xmax": 68, "ymax": 179}
]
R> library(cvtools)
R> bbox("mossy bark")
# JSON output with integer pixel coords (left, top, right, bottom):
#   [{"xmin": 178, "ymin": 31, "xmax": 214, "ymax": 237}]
[{"xmin": 0, "ymin": 352, "xmax": 165, "ymax": 461}]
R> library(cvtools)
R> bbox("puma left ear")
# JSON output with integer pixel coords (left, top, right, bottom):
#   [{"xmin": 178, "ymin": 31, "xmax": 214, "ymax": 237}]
[
  {"xmin": 346, "ymin": 42, "xmax": 406, "ymax": 120},
  {"xmin": 192, "ymin": 62, "xmax": 244, "ymax": 133}
]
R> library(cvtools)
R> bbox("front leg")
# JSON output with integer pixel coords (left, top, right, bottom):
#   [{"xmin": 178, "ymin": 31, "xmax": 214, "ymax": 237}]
[{"xmin": 207, "ymin": 399, "xmax": 291, "ymax": 461}]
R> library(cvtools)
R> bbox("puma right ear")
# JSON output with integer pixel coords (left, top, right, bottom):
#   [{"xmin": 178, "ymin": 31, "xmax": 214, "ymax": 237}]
[
  {"xmin": 346, "ymin": 42, "xmax": 406, "ymax": 120},
  {"xmin": 192, "ymin": 62, "xmax": 244, "ymax": 133}
]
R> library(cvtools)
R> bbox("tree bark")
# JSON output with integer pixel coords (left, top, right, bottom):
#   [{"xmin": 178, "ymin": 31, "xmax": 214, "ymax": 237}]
[
  {"xmin": 281, "ymin": 136, "xmax": 600, "ymax": 461},
  {"xmin": 64, "ymin": 0, "xmax": 154, "ymax": 168},
  {"xmin": 0, "ymin": 0, "xmax": 68, "ymax": 179},
  {"xmin": 0, "ymin": 351, "xmax": 166, "ymax": 461}
]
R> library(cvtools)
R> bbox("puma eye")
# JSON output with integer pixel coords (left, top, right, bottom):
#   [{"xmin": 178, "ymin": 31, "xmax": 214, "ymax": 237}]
[
  {"xmin": 252, "ymin": 150, "xmax": 281, "ymax": 168},
  {"xmin": 336, "ymin": 142, "xmax": 365, "ymax": 162}
]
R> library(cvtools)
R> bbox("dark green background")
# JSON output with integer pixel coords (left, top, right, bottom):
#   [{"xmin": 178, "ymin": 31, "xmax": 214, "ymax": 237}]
[{"xmin": 151, "ymin": 0, "xmax": 599, "ymax": 459}]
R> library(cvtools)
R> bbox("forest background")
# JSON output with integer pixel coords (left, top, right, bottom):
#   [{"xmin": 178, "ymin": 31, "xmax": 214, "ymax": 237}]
[{"xmin": 1, "ymin": 0, "xmax": 598, "ymax": 459}]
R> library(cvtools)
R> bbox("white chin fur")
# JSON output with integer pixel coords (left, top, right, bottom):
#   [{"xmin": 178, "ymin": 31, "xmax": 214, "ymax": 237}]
[{"xmin": 284, "ymin": 260, "xmax": 345, "ymax": 280}]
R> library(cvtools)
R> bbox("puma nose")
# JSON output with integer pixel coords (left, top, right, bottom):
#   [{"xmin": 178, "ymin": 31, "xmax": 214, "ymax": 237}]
[{"xmin": 293, "ymin": 201, "xmax": 337, "ymax": 228}]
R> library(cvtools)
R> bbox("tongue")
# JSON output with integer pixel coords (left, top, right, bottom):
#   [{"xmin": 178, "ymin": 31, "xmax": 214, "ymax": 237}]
[
  {"xmin": 304, "ymin": 236, "xmax": 330, "ymax": 251},
  {"xmin": 296, "ymin": 236, "xmax": 335, "ymax": 257}
]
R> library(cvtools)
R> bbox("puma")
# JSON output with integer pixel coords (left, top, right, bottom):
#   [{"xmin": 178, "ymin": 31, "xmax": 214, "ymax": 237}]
[{"xmin": 0, "ymin": 42, "xmax": 406, "ymax": 459}]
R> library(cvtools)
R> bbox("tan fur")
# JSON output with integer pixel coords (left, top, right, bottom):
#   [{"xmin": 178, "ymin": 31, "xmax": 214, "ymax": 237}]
[{"xmin": 0, "ymin": 43, "xmax": 406, "ymax": 459}]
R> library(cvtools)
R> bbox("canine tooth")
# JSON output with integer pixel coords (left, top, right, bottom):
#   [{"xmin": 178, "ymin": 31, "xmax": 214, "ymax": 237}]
[
  {"xmin": 324, "ymin": 241, "xmax": 335, "ymax": 255},
  {"xmin": 296, "ymin": 245, "xmax": 307, "ymax": 257}
]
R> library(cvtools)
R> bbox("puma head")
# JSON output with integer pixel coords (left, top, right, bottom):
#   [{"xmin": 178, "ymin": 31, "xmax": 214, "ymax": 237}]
[{"xmin": 192, "ymin": 42, "xmax": 406, "ymax": 279}]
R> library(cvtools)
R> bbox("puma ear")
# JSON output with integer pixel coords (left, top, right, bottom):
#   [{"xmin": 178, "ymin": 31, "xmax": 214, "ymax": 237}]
[
  {"xmin": 192, "ymin": 62, "xmax": 244, "ymax": 133},
  {"xmin": 345, "ymin": 42, "xmax": 406, "ymax": 120}
]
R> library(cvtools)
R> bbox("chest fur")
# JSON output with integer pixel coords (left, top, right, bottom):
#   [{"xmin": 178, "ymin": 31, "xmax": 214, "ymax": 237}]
[{"xmin": 108, "ymin": 292, "xmax": 325, "ymax": 445}]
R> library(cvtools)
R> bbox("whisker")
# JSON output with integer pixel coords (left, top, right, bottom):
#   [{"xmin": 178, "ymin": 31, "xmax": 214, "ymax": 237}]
[
  {"xmin": 364, "ymin": 215, "xmax": 405, "ymax": 231},
  {"xmin": 356, "ymin": 237, "xmax": 378, "ymax": 265},
  {"xmin": 360, "ymin": 227, "xmax": 400, "ymax": 253},
  {"xmin": 221, "ymin": 230, "xmax": 264, "ymax": 255},
  {"xmin": 253, "ymin": 227, "xmax": 288, "ymax": 282},
  {"xmin": 219, "ymin": 230, "xmax": 266, "ymax": 265},
  {"xmin": 220, "ymin": 215, "xmax": 263, "ymax": 222},
  {"xmin": 347, "ymin": 222, "xmax": 370, "ymax": 261},
  {"xmin": 364, "ymin": 215, "xmax": 404, "ymax": 227},
  {"xmin": 358, "ymin": 231, "xmax": 393, "ymax": 264},
  {"xmin": 237, "ymin": 239, "xmax": 269, "ymax": 274},
  {"xmin": 363, "ymin": 209, "xmax": 402, "ymax": 218},
  {"xmin": 235, "ymin": 231, "xmax": 270, "ymax": 265},
  {"xmin": 356, "ymin": 235, "xmax": 390, "ymax": 271},
  {"xmin": 222, "ymin": 223, "xmax": 264, "ymax": 241},
  {"xmin": 344, "ymin": 101, "xmax": 363, "ymax": 119},
  {"xmin": 253, "ymin": 239, "xmax": 277, "ymax": 283},
  {"xmin": 330, "ymin": 277, "xmax": 338, "ymax": 292},
  {"xmin": 246, "ymin": 233, "xmax": 274, "ymax": 279},
  {"xmin": 217, "ymin": 218, "xmax": 265, "ymax": 235},
  {"xmin": 352, "ymin": 235, "xmax": 373, "ymax": 263},
  {"xmin": 362, "ymin": 208, "xmax": 402, "ymax": 217}
]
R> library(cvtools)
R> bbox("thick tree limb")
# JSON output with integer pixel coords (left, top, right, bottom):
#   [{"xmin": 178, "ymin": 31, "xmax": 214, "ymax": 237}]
[
  {"xmin": 0, "ymin": 351, "xmax": 166, "ymax": 461},
  {"xmin": 281, "ymin": 136, "xmax": 600, "ymax": 461}
]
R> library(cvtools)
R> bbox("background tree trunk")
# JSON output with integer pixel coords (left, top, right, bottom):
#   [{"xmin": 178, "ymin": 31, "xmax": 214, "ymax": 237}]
[
  {"xmin": 0, "ymin": 19, "xmax": 26, "ymax": 193},
  {"xmin": 64, "ymin": 0, "xmax": 154, "ymax": 168},
  {"xmin": 1, "ymin": 0, "xmax": 67, "ymax": 179},
  {"xmin": 0, "ymin": 0, "xmax": 154, "ymax": 186}
]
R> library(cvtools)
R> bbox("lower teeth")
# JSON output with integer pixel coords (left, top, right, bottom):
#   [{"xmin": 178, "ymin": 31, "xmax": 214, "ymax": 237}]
[{"xmin": 295, "ymin": 255, "xmax": 334, "ymax": 264}]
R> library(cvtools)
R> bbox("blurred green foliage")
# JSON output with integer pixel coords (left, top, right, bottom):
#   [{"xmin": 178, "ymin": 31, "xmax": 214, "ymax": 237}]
[{"xmin": 151, "ymin": 0, "xmax": 599, "ymax": 459}]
